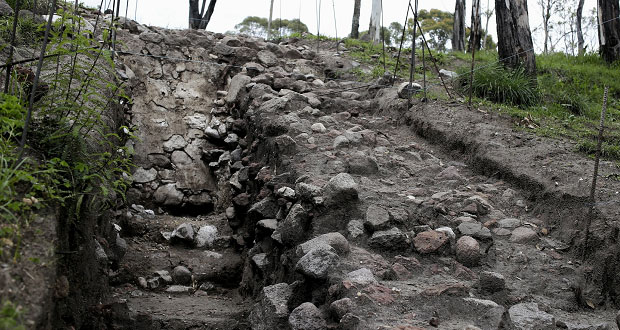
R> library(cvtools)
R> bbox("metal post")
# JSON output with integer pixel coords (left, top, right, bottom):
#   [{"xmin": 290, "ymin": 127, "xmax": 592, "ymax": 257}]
[
  {"xmin": 4, "ymin": 0, "xmax": 21, "ymax": 94},
  {"xmin": 468, "ymin": 1, "xmax": 480, "ymax": 109},
  {"xmin": 415, "ymin": 20, "xmax": 453, "ymax": 99},
  {"xmin": 393, "ymin": 0, "xmax": 411, "ymax": 81},
  {"xmin": 407, "ymin": 0, "xmax": 419, "ymax": 109}
]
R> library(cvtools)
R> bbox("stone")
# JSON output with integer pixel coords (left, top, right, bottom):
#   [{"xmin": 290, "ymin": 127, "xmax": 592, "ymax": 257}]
[
  {"xmin": 132, "ymin": 167, "xmax": 157, "ymax": 183},
  {"xmin": 413, "ymin": 230, "xmax": 449, "ymax": 254},
  {"xmin": 368, "ymin": 227, "xmax": 409, "ymax": 251},
  {"xmin": 330, "ymin": 298, "xmax": 353, "ymax": 320},
  {"xmin": 435, "ymin": 226, "xmax": 456, "ymax": 240},
  {"xmin": 285, "ymin": 48, "xmax": 304, "ymax": 59},
  {"xmin": 347, "ymin": 220, "xmax": 364, "ymax": 238},
  {"xmin": 436, "ymin": 166, "xmax": 463, "ymax": 181},
  {"xmin": 398, "ymin": 82, "xmax": 422, "ymax": 98},
  {"xmin": 297, "ymin": 232, "xmax": 350, "ymax": 256},
  {"xmin": 153, "ymin": 184, "xmax": 184, "ymax": 206},
  {"xmin": 226, "ymin": 73, "xmax": 251, "ymax": 105},
  {"xmin": 499, "ymin": 218, "xmax": 522, "ymax": 228},
  {"xmin": 339, "ymin": 313, "xmax": 362, "ymax": 330},
  {"xmin": 248, "ymin": 197, "xmax": 279, "ymax": 220},
  {"xmin": 295, "ymin": 245, "xmax": 339, "ymax": 279},
  {"xmin": 510, "ymin": 227, "xmax": 538, "ymax": 243},
  {"xmin": 288, "ymin": 302, "xmax": 327, "ymax": 330},
  {"xmin": 479, "ymin": 271, "xmax": 506, "ymax": 293},
  {"xmin": 341, "ymin": 91, "xmax": 360, "ymax": 100},
  {"xmin": 322, "ymin": 173, "xmax": 359, "ymax": 206},
  {"xmin": 171, "ymin": 223, "xmax": 195, "ymax": 244},
  {"xmin": 455, "ymin": 236, "xmax": 480, "ymax": 267},
  {"xmin": 205, "ymin": 126, "xmax": 221, "ymax": 140},
  {"xmin": 462, "ymin": 298, "xmax": 505, "ymax": 329},
  {"xmin": 154, "ymin": 270, "xmax": 173, "ymax": 284},
  {"xmin": 508, "ymin": 303, "xmax": 555, "ymax": 329},
  {"xmin": 364, "ymin": 205, "xmax": 391, "ymax": 232},
  {"xmin": 249, "ymin": 283, "xmax": 293, "ymax": 330},
  {"xmin": 172, "ymin": 265, "xmax": 192, "ymax": 285},
  {"xmin": 252, "ymin": 253, "xmax": 270, "ymax": 271},
  {"xmin": 0, "ymin": 0, "xmax": 13, "ymax": 17},
  {"xmin": 162, "ymin": 134, "xmax": 187, "ymax": 152},
  {"xmin": 137, "ymin": 277, "xmax": 148, "ymax": 289},
  {"xmin": 347, "ymin": 153, "xmax": 378, "ymax": 175},
  {"xmin": 311, "ymin": 123, "xmax": 326, "ymax": 133},
  {"xmin": 244, "ymin": 62, "xmax": 265, "ymax": 77},
  {"xmin": 345, "ymin": 268, "xmax": 378, "ymax": 286},
  {"xmin": 333, "ymin": 135, "xmax": 349, "ymax": 149},
  {"xmin": 439, "ymin": 69, "xmax": 458, "ymax": 79},
  {"xmin": 195, "ymin": 225, "xmax": 217, "ymax": 248},
  {"xmin": 296, "ymin": 182, "xmax": 322, "ymax": 201},
  {"xmin": 457, "ymin": 222, "xmax": 492, "ymax": 240},
  {"xmin": 272, "ymin": 203, "xmax": 308, "ymax": 245},
  {"xmin": 257, "ymin": 50, "xmax": 278, "ymax": 67},
  {"xmin": 165, "ymin": 285, "xmax": 192, "ymax": 294}
]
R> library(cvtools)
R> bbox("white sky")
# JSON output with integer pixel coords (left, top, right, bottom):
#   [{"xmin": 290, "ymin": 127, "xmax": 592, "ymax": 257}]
[{"xmin": 83, "ymin": 0, "xmax": 599, "ymax": 53}]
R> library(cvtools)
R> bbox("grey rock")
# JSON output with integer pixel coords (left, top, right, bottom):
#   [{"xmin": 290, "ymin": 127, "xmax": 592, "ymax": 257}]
[
  {"xmin": 295, "ymin": 245, "xmax": 339, "ymax": 279},
  {"xmin": 147, "ymin": 277, "xmax": 161, "ymax": 289},
  {"xmin": 132, "ymin": 167, "xmax": 157, "ymax": 183},
  {"xmin": 439, "ymin": 69, "xmax": 458, "ymax": 79},
  {"xmin": 205, "ymin": 126, "xmax": 221, "ymax": 140},
  {"xmin": 311, "ymin": 123, "xmax": 326, "ymax": 133},
  {"xmin": 341, "ymin": 91, "xmax": 361, "ymax": 100},
  {"xmin": 249, "ymin": 283, "xmax": 293, "ymax": 330},
  {"xmin": 171, "ymin": 150, "xmax": 192, "ymax": 165},
  {"xmin": 347, "ymin": 220, "xmax": 365, "ymax": 238},
  {"xmin": 226, "ymin": 73, "xmax": 251, "ymax": 105},
  {"xmin": 165, "ymin": 285, "xmax": 192, "ymax": 294},
  {"xmin": 289, "ymin": 302, "xmax": 327, "ymax": 330},
  {"xmin": 154, "ymin": 270, "xmax": 173, "ymax": 284},
  {"xmin": 248, "ymin": 197, "xmax": 279, "ymax": 220},
  {"xmin": 195, "ymin": 225, "xmax": 217, "ymax": 248},
  {"xmin": 0, "ymin": 0, "xmax": 13, "ymax": 17},
  {"xmin": 457, "ymin": 222, "xmax": 492, "ymax": 240},
  {"xmin": 137, "ymin": 277, "xmax": 148, "ymax": 289},
  {"xmin": 330, "ymin": 298, "xmax": 354, "ymax": 320},
  {"xmin": 296, "ymin": 182, "xmax": 322, "ymax": 201},
  {"xmin": 244, "ymin": 62, "xmax": 265, "ymax": 77},
  {"xmin": 162, "ymin": 134, "xmax": 187, "ymax": 152},
  {"xmin": 455, "ymin": 236, "xmax": 480, "ymax": 267},
  {"xmin": 257, "ymin": 219, "xmax": 278, "ymax": 231},
  {"xmin": 172, "ymin": 266, "xmax": 192, "ymax": 285},
  {"xmin": 322, "ymin": 173, "xmax": 359, "ymax": 206},
  {"xmin": 257, "ymin": 50, "xmax": 278, "ymax": 67},
  {"xmin": 139, "ymin": 31, "xmax": 163, "ymax": 43},
  {"xmin": 510, "ymin": 227, "xmax": 538, "ymax": 243},
  {"xmin": 333, "ymin": 135, "xmax": 349, "ymax": 149},
  {"xmin": 94, "ymin": 240, "xmax": 108, "ymax": 263},
  {"xmin": 368, "ymin": 227, "xmax": 409, "ymax": 251},
  {"xmin": 347, "ymin": 152, "xmax": 378, "ymax": 175},
  {"xmin": 171, "ymin": 223, "xmax": 195, "ymax": 244},
  {"xmin": 364, "ymin": 205, "xmax": 391, "ymax": 232},
  {"xmin": 479, "ymin": 271, "xmax": 506, "ymax": 293},
  {"xmin": 462, "ymin": 298, "xmax": 505, "ymax": 329},
  {"xmin": 499, "ymin": 218, "xmax": 522, "ymax": 228},
  {"xmin": 272, "ymin": 203, "xmax": 308, "ymax": 245},
  {"xmin": 276, "ymin": 187, "xmax": 296, "ymax": 199},
  {"xmin": 297, "ymin": 232, "xmax": 350, "ymax": 257},
  {"xmin": 564, "ymin": 322, "xmax": 614, "ymax": 330},
  {"xmin": 345, "ymin": 268, "xmax": 378, "ymax": 286},
  {"xmin": 508, "ymin": 303, "xmax": 555, "ymax": 330},
  {"xmin": 153, "ymin": 184, "xmax": 184, "ymax": 206},
  {"xmin": 339, "ymin": 313, "xmax": 362, "ymax": 330},
  {"xmin": 397, "ymin": 82, "xmax": 422, "ymax": 99},
  {"xmin": 252, "ymin": 253, "xmax": 270, "ymax": 271}
]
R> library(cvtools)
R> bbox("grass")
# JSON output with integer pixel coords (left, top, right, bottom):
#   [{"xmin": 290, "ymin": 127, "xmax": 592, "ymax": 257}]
[
  {"xmin": 453, "ymin": 51, "xmax": 620, "ymax": 160},
  {"xmin": 0, "ymin": 301, "xmax": 24, "ymax": 330}
]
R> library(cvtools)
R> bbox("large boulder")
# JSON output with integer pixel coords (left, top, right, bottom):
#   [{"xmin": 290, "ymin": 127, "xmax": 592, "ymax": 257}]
[
  {"xmin": 297, "ymin": 232, "xmax": 350, "ymax": 257},
  {"xmin": 322, "ymin": 173, "xmax": 359, "ymax": 206},
  {"xmin": 295, "ymin": 245, "xmax": 339, "ymax": 280},
  {"xmin": 455, "ymin": 236, "xmax": 480, "ymax": 267},
  {"xmin": 508, "ymin": 303, "xmax": 555, "ymax": 330},
  {"xmin": 249, "ymin": 283, "xmax": 293, "ymax": 330},
  {"xmin": 413, "ymin": 230, "xmax": 449, "ymax": 254},
  {"xmin": 226, "ymin": 73, "xmax": 251, "ymax": 105},
  {"xmin": 288, "ymin": 302, "xmax": 327, "ymax": 330}
]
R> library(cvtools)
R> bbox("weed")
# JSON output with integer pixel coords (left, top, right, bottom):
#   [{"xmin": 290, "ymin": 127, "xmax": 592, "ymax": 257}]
[{"xmin": 0, "ymin": 301, "xmax": 24, "ymax": 330}]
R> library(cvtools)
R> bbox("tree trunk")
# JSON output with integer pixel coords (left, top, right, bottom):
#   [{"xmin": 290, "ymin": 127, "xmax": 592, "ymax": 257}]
[
  {"xmin": 495, "ymin": 0, "xmax": 536, "ymax": 75},
  {"xmin": 483, "ymin": 0, "xmax": 492, "ymax": 49},
  {"xmin": 577, "ymin": 0, "xmax": 585, "ymax": 55},
  {"xmin": 369, "ymin": 0, "xmax": 381, "ymax": 42},
  {"xmin": 189, "ymin": 0, "xmax": 216, "ymax": 30},
  {"xmin": 351, "ymin": 0, "xmax": 361, "ymax": 38},
  {"xmin": 267, "ymin": 0, "xmax": 274, "ymax": 40},
  {"xmin": 597, "ymin": 0, "xmax": 620, "ymax": 63},
  {"xmin": 452, "ymin": 0, "xmax": 466, "ymax": 51},
  {"xmin": 468, "ymin": 0, "xmax": 482, "ymax": 52},
  {"xmin": 541, "ymin": 0, "xmax": 553, "ymax": 54}
]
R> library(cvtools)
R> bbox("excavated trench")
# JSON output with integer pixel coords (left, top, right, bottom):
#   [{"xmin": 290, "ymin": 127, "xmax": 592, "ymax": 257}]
[{"xmin": 62, "ymin": 19, "xmax": 620, "ymax": 330}]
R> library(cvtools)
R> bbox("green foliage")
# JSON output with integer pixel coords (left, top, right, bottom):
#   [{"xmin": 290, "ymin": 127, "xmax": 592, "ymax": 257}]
[
  {"xmin": 235, "ymin": 16, "xmax": 308, "ymax": 39},
  {"xmin": 407, "ymin": 9, "xmax": 453, "ymax": 51},
  {"xmin": 0, "ymin": 301, "xmax": 24, "ymax": 330},
  {"xmin": 0, "ymin": 15, "xmax": 43, "ymax": 46},
  {"xmin": 457, "ymin": 63, "xmax": 539, "ymax": 106}
]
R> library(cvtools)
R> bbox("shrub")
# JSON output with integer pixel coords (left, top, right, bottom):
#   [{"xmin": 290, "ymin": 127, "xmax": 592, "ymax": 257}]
[{"xmin": 457, "ymin": 63, "xmax": 539, "ymax": 106}]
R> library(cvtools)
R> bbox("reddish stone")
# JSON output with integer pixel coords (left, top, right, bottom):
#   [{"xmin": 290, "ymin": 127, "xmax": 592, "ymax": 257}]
[
  {"xmin": 392, "ymin": 263, "xmax": 411, "ymax": 279},
  {"xmin": 421, "ymin": 283, "xmax": 469, "ymax": 297},
  {"xmin": 362, "ymin": 284, "xmax": 394, "ymax": 305},
  {"xmin": 413, "ymin": 231, "xmax": 449, "ymax": 254},
  {"xmin": 394, "ymin": 255, "xmax": 421, "ymax": 270}
]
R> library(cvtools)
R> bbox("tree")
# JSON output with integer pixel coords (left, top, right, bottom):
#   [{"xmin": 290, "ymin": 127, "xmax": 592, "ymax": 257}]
[
  {"xmin": 389, "ymin": 21, "xmax": 404, "ymax": 46},
  {"xmin": 576, "ymin": 0, "xmax": 585, "ymax": 55},
  {"xmin": 453, "ymin": 0, "xmax": 466, "ymax": 51},
  {"xmin": 189, "ymin": 0, "xmax": 217, "ymax": 30},
  {"xmin": 351, "ymin": 0, "xmax": 361, "ymax": 38},
  {"xmin": 495, "ymin": 0, "xmax": 536, "ymax": 75},
  {"xmin": 409, "ymin": 9, "xmax": 454, "ymax": 51},
  {"xmin": 468, "ymin": 0, "xmax": 482, "ymax": 52},
  {"xmin": 539, "ymin": 0, "xmax": 561, "ymax": 53},
  {"xmin": 482, "ymin": 0, "xmax": 494, "ymax": 49},
  {"xmin": 369, "ymin": 0, "xmax": 381, "ymax": 42},
  {"xmin": 235, "ymin": 16, "xmax": 308, "ymax": 38},
  {"xmin": 597, "ymin": 0, "xmax": 620, "ymax": 63}
]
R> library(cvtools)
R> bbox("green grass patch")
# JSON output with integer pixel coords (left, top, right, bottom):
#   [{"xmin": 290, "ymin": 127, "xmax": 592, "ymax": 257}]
[{"xmin": 0, "ymin": 301, "xmax": 25, "ymax": 330}]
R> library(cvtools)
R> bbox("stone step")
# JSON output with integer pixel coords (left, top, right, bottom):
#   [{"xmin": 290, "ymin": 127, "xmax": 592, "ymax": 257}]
[{"xmin": 115, "ymin": 290, "xmax": 250, "ymax": 330}]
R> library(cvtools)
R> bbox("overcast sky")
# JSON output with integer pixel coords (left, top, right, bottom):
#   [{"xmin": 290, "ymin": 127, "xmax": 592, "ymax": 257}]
[{"xmin": 83, "ymin": 0, "xmax": 599, "ymax": 53}]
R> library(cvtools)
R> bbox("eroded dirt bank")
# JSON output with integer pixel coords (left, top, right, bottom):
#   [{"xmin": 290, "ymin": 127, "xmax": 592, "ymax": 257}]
[{"xmin": 63, "ymin": 17, "xmax": 620, "ymax": 330}]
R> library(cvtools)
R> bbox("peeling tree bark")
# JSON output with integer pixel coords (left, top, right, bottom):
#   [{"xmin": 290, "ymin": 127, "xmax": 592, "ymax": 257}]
[
  {"xmin": 453, "ymin": 0, "xmax": 466, "ymax": 51},
  {"xmin": 597, "ymin": 0, "xmax": 620, "ymax": 63},
  {"xmin": 189, "ymin": 0, "xmax": 217, "ymax": 30},
  {"xmin": 468, "ymin": 0, "xmax": 482, "ymax": 52},
  {"xmin": 351, "ymin": 0, "xmax": 361, "ymax": 38},
  {"xmin": 369, "ymin": 0, "xmax": 381, "ymax": 42},
  {"xmin": 577, "ymin": 0, "xmax": 585, "ymax": 55},
  {"xmin": 495, "ymin": 0, "xmax": 536, "ymax": 75}
]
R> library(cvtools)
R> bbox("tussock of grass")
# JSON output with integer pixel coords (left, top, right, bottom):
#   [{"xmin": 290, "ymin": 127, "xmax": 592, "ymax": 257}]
[{"xmin": 456, "ymin": 63, "xmax": 539, "ymax": 106}]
